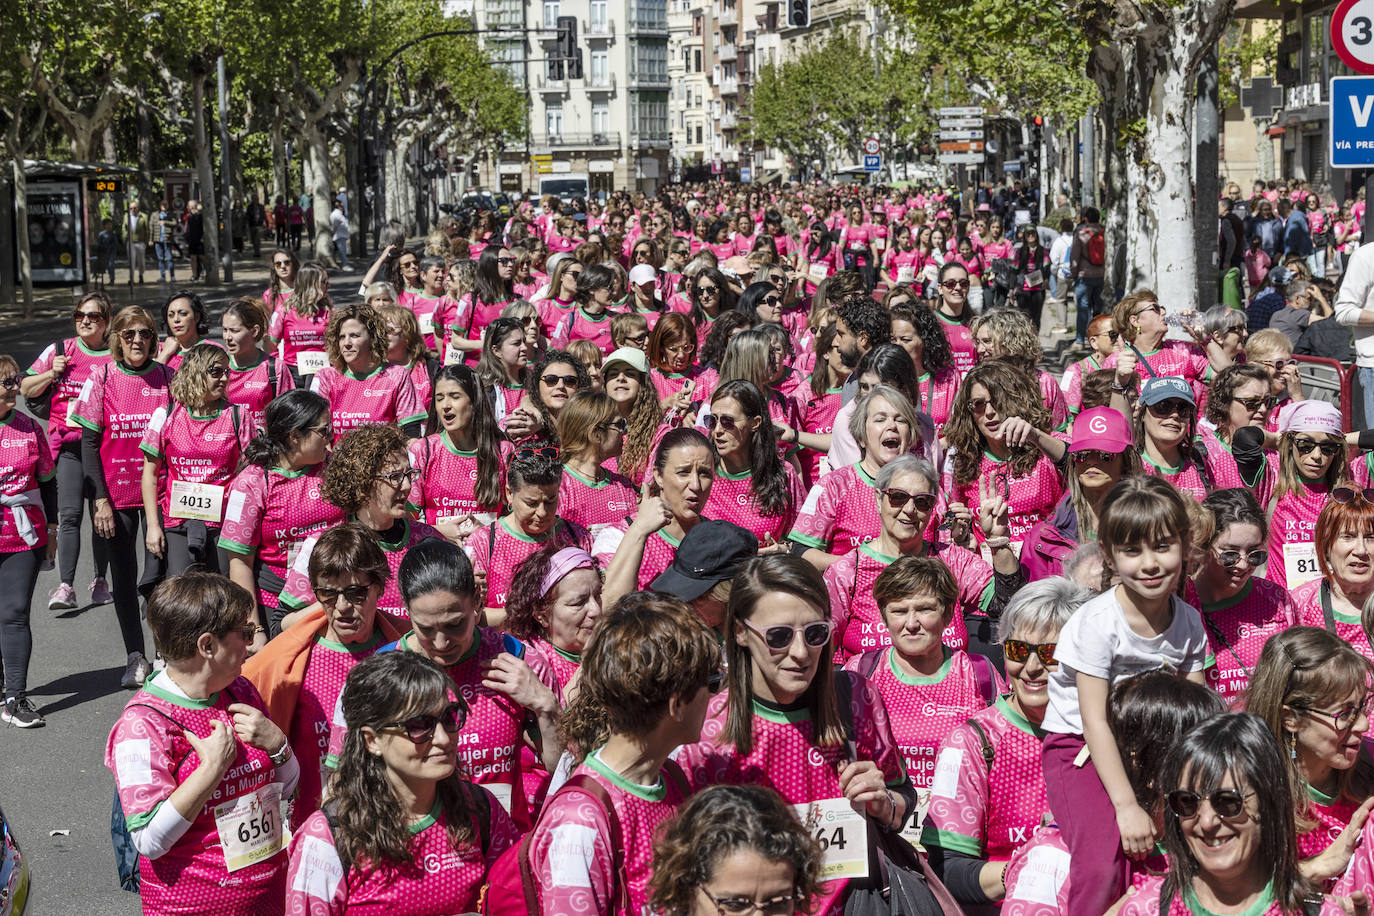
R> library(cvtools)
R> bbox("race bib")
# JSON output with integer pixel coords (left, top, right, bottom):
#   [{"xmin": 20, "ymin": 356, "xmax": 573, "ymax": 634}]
[
  {"xmin": 418, "ymin": 312, "xmax": 434, "ymax": 336},
  {"xmin": 793, "ymin": 799, "xmax": 869, "ymax": 881},
  {"xmin": 169, "ymin": 480, "xmax": 225, "ymax": 522},
  {"xmin": 1025, "ymin": 269, "xmax": 1044, "ymax": 287},
  {"xmin": 896, "ymin": 266, "xmax": 916, "ymax": 284},
  {"xmin": 214, "ymin": 783, "xmax": 284, "ymax": 873},
  {"xmin": 487, "ymin": 782, "xmax": 514, "ymax": 814},
  {"xmin": 64, "ymin": 398, "xmax": 78, "ymax": 429},
  {"xmin": 295, "ymin": 351, "xmax": 328, "ymax": 375},
  {"xmin": 1284, "ymin": 542, "xmax": 1322, "ymax": 586},
  {"xmin": 444, "ymin": 338, "xmax": 464, "ymax": 366},
  {"xmin": 808, "ymin": 262, "xmax": 828, "ymax": 283}
]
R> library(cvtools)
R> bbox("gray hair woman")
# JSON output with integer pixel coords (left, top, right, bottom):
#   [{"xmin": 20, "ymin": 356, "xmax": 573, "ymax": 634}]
[
  {"xmin": 922, "ymin": 577, "xmax": 1092, "ymax": 914},
  {"xmin": 1202, "ymin": 304, "xmax": 1249, "ymax": 362}
]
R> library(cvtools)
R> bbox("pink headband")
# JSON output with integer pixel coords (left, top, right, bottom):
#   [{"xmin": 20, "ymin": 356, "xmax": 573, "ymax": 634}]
[{"xmin": 540, "ymin": 547, "xmax": 595, "ymax": 596}]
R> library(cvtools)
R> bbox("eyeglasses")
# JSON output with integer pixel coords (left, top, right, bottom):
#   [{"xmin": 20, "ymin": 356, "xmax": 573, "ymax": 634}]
[
  {"xmin": 882, "ymin": 489, "xmax": 936, "ymax": 511},
  {"xmin": 1293, "ymin": 437, "xmax": 1341, "ymax": 457},
  {"xmin": 273, "ymin": 259, "xmax": 292, "ymax": 268},
  {"xmin": 1003, "ymin": 639, "xmax": 1057, "ymax": 665},
  {"xmin": 600, "ymin": 417, "xmax": 629, "ymax": 434},
  {"xmin": 1166, "ymin": 788, "xmax": 1255, "ymax": 820},
  {"xmin": 73, "ymin": 310, "xmax": 105, "ymax": 323},
  {"xmin": 308, "ymin": 422, "xmax": 333, "ymax": 438},
  {"xmin": 1135, "ymin": 303, "xmax": 1165, "ymax": 317},
  {"xmin": 1071, "ymin": 449, "xmax": 1122, "ymax": 464},
  {"xmin": 0, "ymin": 376, "xmax": 19, "ymax": 391},
  {"xmin": 706, "ymin": 414, "xmax": 742, "ymax": 432},
  {"xmin": 497, "ymin": 257, "xmax": 516, "ymax": 265},
  {"xmin": 696, "ymin": 285, "xmax": 720, "ymax": 297},
  {"xmin": 119, "ymin": 328, "xmax": 154, "ymax": 342},
  {"xmin": 374, "ymin": 467, "xmax": 421, "ymax": 488},
  {"xmin": 741, "ymin": 617, "xmax": 835, "ymax": 653},
  {"xmin": 1213, "ymin": 547, "xmax": 1268, "ymax": 569},
  {"xmin": 205, "ymin": 364, "xmax": 229, "ymax": 379},
  {"xmin": 1333, "ymin": 487, "xmax": 1374, "ymax": 505},
  {"xmin": 698, "ymin": 885, "xmax": 800, "ymax": 915},
  {"xmin": 666, "ymin": 343, "xmax": 695, "ymax": 357},
  {"xmin": 1146, "ymin": 399, "xmax": 1194, "ymax": 419},
  {"xmin": 705, "ymin": 671, "xmax": 725, "ymax": 695},
  {"xmin": 1258, "ymin": 358, "xmax": 1290, "ymax": 373},
  {"xmin": 1095, "ymin": 330, "xmax": 1119, "ymax": 342},
  {"xmin": 515, "ymin": 445, "xmax": 561, "ymax": 462},
  {"xmin": 966, "ymin": 397, "xmax": 997, "ymax": 415},
  {"xmin": 940, "ymin": 279, "xmax": 971, "ymax": 290},
  {"xmin": 313, "ymin": 583, "xmax": 374, "ymax": 606},
  {"xmin": 232, "ymin": 623, "xmax": 258, "ymax": 641},
  {"xmin": 1232, "ymin": 394, "xmax": 1278, "ymax": 412},
  {"xmin": 621, "ymin": 334, "xmax": 649, "ymax": 347},
  {"xmin": 541, "ymin": 373, "xmax": 580, "ymax": 388},
  {"xmin": 1290, "ymin": 696, "xmax": 1372, "ymax": 732},
  {"xmin": 380, "ymin": 701, "xmax": 468, "ymax": 745}
]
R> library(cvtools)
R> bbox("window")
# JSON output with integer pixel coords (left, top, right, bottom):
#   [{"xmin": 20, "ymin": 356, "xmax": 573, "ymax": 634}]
[
  {"xmin": 694, "ymin": 49, "xmax": 702, "ymax": 72},
  {"xmin": 636, "ymin": 91, "xmax": 669, "ymax": 139},
  {"xmin": 593, "ymin": 102, "xmax": 610, "ymax": 135},
  {"xmin": 543, "ymin": 0, "xmax": 559, "ymax": 29},
  {"xmin": 592, "ymin": 50, "xmax": 609, "ymax": 83},
  {"xmin": 590, "ymin": 0, "xmax": 607, "ymax": 28},
  {"xmin": 546, "ymin": 105, "xmax": 563, "ymax": 138},
  {"xmin": 696, "ymin": 125, "xmax": 703, "ymax": 144}
]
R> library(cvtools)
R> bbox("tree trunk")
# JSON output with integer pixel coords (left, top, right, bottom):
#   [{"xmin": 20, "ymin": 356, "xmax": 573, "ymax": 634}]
[
  {"xmin": 11, "ymin": 159, "xmax": 34, "ymax": 317},
  {"xmin": 301, "ymin": 121, "xmax": 335, "ymax": 263},
  {"xmin": 1254, "ymin": 117, "xmax": 1274, "ymax": 181},
  {"xmin": 270, "ymin": 118, "xmax": 287, "ymax": 207},
  {"xmin": 137, "ymin": 101, "xmax": 153, "ymax": 201},
  {"xmin": 192, "ymin": 72, "xmax": 221, "ymax": 285}
]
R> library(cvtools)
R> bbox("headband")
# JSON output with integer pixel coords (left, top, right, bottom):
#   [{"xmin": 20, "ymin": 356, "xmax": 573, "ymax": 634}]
[{"xmin": 540, "ymin": 547, "xmax": 595, "ymax": 596}]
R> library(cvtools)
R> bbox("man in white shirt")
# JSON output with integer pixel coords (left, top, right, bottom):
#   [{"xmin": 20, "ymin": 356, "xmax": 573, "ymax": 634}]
[
  {"xmin": 329, "ymin": 198, "xmax": 350, "ymax": 270},
  {"xmin": 1334, "ymin": 240, "xmax": 1374, "ymax": 428},
  {"xmin": 127, "ymin": 201, "xmax": 149, "ymax": 283}
]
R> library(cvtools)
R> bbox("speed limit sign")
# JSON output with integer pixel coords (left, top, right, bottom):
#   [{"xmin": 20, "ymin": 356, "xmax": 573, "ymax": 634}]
[
  {"xmin": 1332, "ymin": 0, "xmax": 1374, "ymax": 75},
  {"xmin": 862, "ymin": 136, "xmax": 880, "ymax": 156}
]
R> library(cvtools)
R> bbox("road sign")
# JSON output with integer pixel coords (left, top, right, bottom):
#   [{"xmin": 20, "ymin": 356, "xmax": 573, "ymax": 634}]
[
  {"xmin": 1240, "ymin": 77, "xmax": 1286, "ymax": 117},
  {"xmin": 938, "ymin": 106, "xmax": 984, "ymax": 117},
  {"xmin": 531, "ymin": 153, "xmax": 553, "ymax": 160},
  {"xmin": 1330, "ymin": 76, "xmax": 1374, "ymax": 166},
  {"xmin": 1332, "ymin": 0, "xmax": 1374, "ymax": 75},
  {"xmin": 740, "ymin": 166, "xmax": 752, "ymax": 182},
  {"xmin": 938, "ymin": 129, "xmax": 984, "ymax": 141},
  {"xmin": 863, "ymin": 154, "xmax": 881, "ymax": 172},
  {"xmin": 862, "ymin": 136, "xmax": 881, "ymax": 155},
  {"xmin": 1003, "ymin": 159, "xmax": 1023, "ymax": 172},
  {"xmin": 938, "ymin": 117, "xmax": 983, "ymax": 129},
  {"xmin": 938, "ymin": 141, "xmax": 984, "ymax": 152},
  {"xmin": 938, "ymin": 153, "xmax": 986, "ymax": 164}
]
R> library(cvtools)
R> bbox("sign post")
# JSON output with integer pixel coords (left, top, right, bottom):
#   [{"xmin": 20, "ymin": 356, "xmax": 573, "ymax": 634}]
[
  {"xmin": 1329, "ymin": 0, "xmax": 1374, "ymax": 241},
  {"xmin": 938, "ymin": 107, "xmax": 987, "ymax": 168}
]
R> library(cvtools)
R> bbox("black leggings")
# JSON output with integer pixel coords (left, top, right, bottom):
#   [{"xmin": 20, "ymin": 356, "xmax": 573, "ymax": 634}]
[
  {"xmin": 162, "ymin": 523, "xmax": 229, "ymax": 577},
  {"xmin": 1016, "ymin": 289, "xmax": 1046, "ymax": 330},
  {"xmin": 56, "ymin": 441, "xmax": 109, "ymax": 585},
  {"xmin": 104, "ymin": 507, "xmax": 147, "ymax": 658},
  {"xmin": 0, "ymin": 547, "xmax": 41, "ymax": 696}
]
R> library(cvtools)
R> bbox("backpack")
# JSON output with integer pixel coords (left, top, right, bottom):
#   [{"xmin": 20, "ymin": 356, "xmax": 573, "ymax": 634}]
[
  {"xmin": 1086, "ymin": 228, "xmax": 1106, "ymax": 266},
  {"xmin": 481, "ymin": 759, "xmax": 689, "ymax": 916}
]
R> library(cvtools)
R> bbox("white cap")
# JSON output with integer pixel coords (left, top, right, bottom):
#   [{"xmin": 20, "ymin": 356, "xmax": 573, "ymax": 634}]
[{"xmin": 629, "ymin": 263, "xmax": 657, "ymax": 286}]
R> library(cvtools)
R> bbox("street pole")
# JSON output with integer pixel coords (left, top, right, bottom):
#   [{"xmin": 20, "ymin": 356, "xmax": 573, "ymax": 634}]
[
  {"xmin": 1082, "ymin": 110, "xmax": 1096, "ymax": 209},
  {"xmin": 217, "ymin": 54, "xmax": 234, "ymax": 281},
  {"xmin": 1195, "ymin": 45, "xmax": 1219, "ymax": 310}
]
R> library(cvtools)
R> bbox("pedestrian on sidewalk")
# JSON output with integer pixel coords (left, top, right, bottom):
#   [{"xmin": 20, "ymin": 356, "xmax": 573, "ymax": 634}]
[
  {"xmin": 127, "ymin": 201, "xmax": 149, "ymax": 284},
  {"xmin": 153, "ymin": 202, "xmax": 176, "ymax": 283},
  {"xmin": 330, "ymin": 197, "xmax": 350, "ymax": 270},
  {"xmin": 1069, "ymin": 207, "xmax": 1107, "ymax": 347}
]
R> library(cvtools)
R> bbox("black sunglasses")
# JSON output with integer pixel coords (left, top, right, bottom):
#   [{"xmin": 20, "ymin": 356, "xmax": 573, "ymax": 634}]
[
  {"xmin": 515, "ymin": 445, "xmax": 561, "ymax": 462},
  {"xmin": 1333, "ymin": 487, "xmax": 1374, "ymax": 505},
  {"xmin": 882, "ymin": 489, "xmax": 936, "ymax": 511},
  {"xmin": 1213, "ymin": 547, "xmax": 1267, "ymax": 569},
  {"xmin": 73, "ymin": 310, "xmax": 105, "ymax": 322},
  {"xmin": 381, "ymin": 701, "xmax": 468, "ymax": 744},
  {"xmin": 0, "ymin": 376, "xmax": 19, "ymax": 391},
  {"xmin": 1146, "ymin": 399, "xmax": 1194, "ymax": 419},
  {"xmin": 1003, "ymin": 639, "xmax": 1057, "ymax": 665},
  {"xmin": 314, "ymin": 583, "xmax": 374, "ymax": 606},
  {"xmin": 1071, "ymin": 449, "xmax": 1122, "ymax": 464},
  {"xmin": 1233, "ymin": 394, "xmax": 1278, "ymax": 412},
  {"xmin": 1166, "ymin": 788, "xmax": 1254, "ymax": 820},
  {"xmin": 205, "ymin": 364, "xmax": 229, "ymax": 379},
  {"xmin": 541, "ymin": 373, "xmax": 580, "ymax": 388},
  {"xmin": 119, "ymin": 328, "xmax": 155, "ymax": 342},
  {"xmin": 706, "ymin": 414, "xmax": 742, "ymax": 432},
  {"xmin": 1293, "ymin": 437, "xmax": 1341, "ymax": 457}
]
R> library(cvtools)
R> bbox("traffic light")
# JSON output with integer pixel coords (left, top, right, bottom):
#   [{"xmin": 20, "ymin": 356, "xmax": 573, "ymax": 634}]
[
  {"xmin": 556, "ymin": 15, "xmax": 577, "ymax": 61},
  {"xmin": 787, "ymin": 0, "xmax": 809, "ymax": 28},
  {"xmin": 1030, "ymin": 116, "xmax": 1043, "ymax": 167}
]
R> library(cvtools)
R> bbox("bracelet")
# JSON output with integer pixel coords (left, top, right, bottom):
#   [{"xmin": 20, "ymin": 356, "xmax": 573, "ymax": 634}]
[
  {"xmin": 1111, "ymin": 383, "xmax": 1130, "ymax": 393},
  {"xmin": 1000, "ymin": 860, "xmax": 1010, "ymax": 892},
  {"xmin": 985, "ymin": 536, "xmax": 1012, "ymax": 551},
  {"xmin": 884, "ymin": 788, "xmax": 900, "ymax": 830}
]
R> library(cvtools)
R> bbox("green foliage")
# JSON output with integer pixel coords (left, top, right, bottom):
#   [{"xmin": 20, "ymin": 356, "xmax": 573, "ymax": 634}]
[{"xmin": 1219, "ymin": 21, "xmax": 1279, "ymax": 111}]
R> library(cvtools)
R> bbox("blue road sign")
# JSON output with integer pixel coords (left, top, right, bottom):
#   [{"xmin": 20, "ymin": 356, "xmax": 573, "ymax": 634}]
[
  {"xmin": 740, "ymin": 166, "xmax": 752, "ymax": 182},
  {"xmin": 1330, "ymin": 76, "xmax": 1374, "ymax": 168},
  {"xmin": 863, "ymin": 155, "xmax": 881, "ymax": 172}
]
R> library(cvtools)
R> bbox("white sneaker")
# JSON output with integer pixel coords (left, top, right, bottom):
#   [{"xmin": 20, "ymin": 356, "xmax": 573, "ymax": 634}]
[{"xmin": 121, "ymin": 652, "xmax": 152, "ymax": 689}]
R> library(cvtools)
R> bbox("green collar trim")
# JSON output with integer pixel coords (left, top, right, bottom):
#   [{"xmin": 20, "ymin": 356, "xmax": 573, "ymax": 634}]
[
  {"xmin": 77, "ymin": 339, "xmax": 109, "ymax": 356},
  {"xmin": 116, "ymin": 360, "xmax": 158, "ymax": 377},
  {"xmin": 887, "ymin": 646, "xmax": 952, "ymax": 686},
  {"xmin": 996, "ymin": 696, "xmax": 1045, "ymax": 738},
  {"xmin": 859, "ymin": 542, "xmax": 898, "ymax": 564},
  {"xmin": 229, "ymin": 353, "xmax": 266, "ymax": 372},
  {"xmin": 440, "ymin": 430, "xmax": 476, "ymax": 457},
  {"xmin": 408, "ymin": 800, "xmax": 443, "ymax": 836},
  {"xmin": 1305, "ymin": 781, "xmax": 1336, "ymax": 806},
  {"xmin": 143, "ymin": 676, "xmax": 219, "ymax": 709},
  {"xmin": 577, "ymin": 306, "xmax": 610, "ymax": 323},
  {"xmin": 269, "ymin": 465, "xmax": 307, "ymax": 479},
  {"xmin": 751, "ymin": 697, "xmax": 811, "ymax": 723},
  {"xmin": 586, "ymin": 749, "xmax": 667, "ymax": 801},
  {"xmin": 854, "ymin": 463, "xmax": 877, "ymax": 488},
  {"xmin": 1182, "ymin": 880, "xmax": 1273, "ymax": 916},
  {"xmin": 500, "ymin": 516, "xmax": 545, "ymax": 544},
  {"xmin": 552, "ymin": 644, "xmax": 581, "ymax": 663},
  {"xmin": 1141, "ymin": 452, "xmax": 1184, "ymax": 475},
  {"xmin": 315, "ymin": 631, "xmax": 382, "ymax": 654},
  {"xmin": 343, "ymin": 363, "xmax": 384, "ymax": 381},
  {"xmin": 563, "ymin": 465, "xmax": 606, "ymax": 488},
  {"xmin": 717, "ymin": 465, "xmax": 753, "ymax": 480},
  {"xmin": 1201, "ymin": 579, "xmax": 1255, "ymax": 614}
]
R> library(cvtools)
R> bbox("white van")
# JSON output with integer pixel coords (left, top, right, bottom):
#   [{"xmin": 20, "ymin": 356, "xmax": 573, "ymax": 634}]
[{"xmin": 539, "ymin": 173, "xmax": 590, "ymax": 203}]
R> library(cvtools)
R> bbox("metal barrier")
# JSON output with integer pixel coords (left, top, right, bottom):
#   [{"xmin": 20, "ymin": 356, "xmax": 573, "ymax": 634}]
[{"xmin": 1292, "ymin": 355, "xmax": 1355, "ymax": 428}]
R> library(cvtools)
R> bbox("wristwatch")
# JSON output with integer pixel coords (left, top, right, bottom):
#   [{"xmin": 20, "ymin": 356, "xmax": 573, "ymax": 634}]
[{"xmin": 269, "ymin": 739, "xmax": 292, "ymax": 767}]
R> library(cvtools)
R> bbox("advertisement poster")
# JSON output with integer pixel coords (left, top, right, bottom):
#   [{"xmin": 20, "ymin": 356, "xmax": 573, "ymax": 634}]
[{"xmin": 27, "ymin": 181, "xmax": 85, "ymax": 283}]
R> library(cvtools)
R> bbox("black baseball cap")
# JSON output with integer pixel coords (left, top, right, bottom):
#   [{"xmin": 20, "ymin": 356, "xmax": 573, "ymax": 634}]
[{"xmin": 651, "ymin": 520, "xmax": 759, "ymax": 601}]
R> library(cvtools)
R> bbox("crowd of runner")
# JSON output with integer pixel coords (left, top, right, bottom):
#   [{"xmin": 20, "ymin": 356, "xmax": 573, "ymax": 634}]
[{"xmin": 5, "ymin": 178, "xmax": 1374, "ymax": 915}]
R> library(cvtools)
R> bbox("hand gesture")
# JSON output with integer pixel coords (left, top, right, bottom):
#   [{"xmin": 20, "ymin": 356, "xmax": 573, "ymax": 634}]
[
  {"xmin": 1305, "ymin": 796, "xmax": 1374, "ymax": 882},
  {"xmin": 1114, "ymin": 345, "xmax": 1137, "ymax": 385},
  {"xmin": 51, "ymin": 354, "xmax": 69, "ymax": 376},
  {"xmin": 838, "ymin": 760, "xmax": 896, "ymax": 821},
  {"xmin": 997, "ymin": 416, "xmax": 1036, "ymax": 449},
  {"xmin": 184, "ymin": 720, "xmax": 238, "ymax": 779},
  {"xmin": 630, "ymin": 481, "xmax": 673, "ymax": 536},
  {"xmin": 977, "ymin": 476, "xmax": 1010, "ymax": 539},
  {"xmin": 504, "ymin": 408, "xmax": 540, "ymax": 440},
  {"xmin": 228, "ymin": 703, "xmax": 288, "ymax": 755},
  {"xmin": 482, "ymin": 654, "xmax": 557, "ymax": 716}
]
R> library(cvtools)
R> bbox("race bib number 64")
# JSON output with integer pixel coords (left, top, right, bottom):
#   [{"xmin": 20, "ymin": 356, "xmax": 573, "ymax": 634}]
[{"xmin": 793, "ymin": 798, "xmax": 869, "ymax": 880}]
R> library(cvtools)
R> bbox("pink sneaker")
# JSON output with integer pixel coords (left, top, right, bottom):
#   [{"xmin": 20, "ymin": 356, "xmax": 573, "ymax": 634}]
[
  {"xmin": 48, "ymin": 583, "xmax": 76, "ymax": 610},
  {"xmin": 90, "ymin": 577, "xmax": 113, "ymax": 606}
]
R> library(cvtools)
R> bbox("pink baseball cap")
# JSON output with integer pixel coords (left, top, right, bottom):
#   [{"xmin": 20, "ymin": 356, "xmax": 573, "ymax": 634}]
[
  {"xmin": 1278, "ymin": 399, "xmax": 1343, "ymax": 436},
  {"xmin": 1069, "ymin": 406, "xmax": 1133, "ymax": 453}
]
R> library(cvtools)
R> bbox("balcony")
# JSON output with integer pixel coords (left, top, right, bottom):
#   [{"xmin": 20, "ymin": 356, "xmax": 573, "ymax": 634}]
[
  {"xmin": 631, "ymin": 133, "xmax": 672, "ymax": 150},
  {"xmin": 629, "ymin": 71, "xmax": 671, "ymax": 89},
  {"xmin": 587, "ymin": 72, "xmax": 617, "ymax": 91},
  {"xmin": 718, "ymin": 42, "xmax": 736, "ymax": 61},
  {"xmin": 718, "ymin": 76, "xmax": 738, "ymax": 95},
  {"xmin": 720, "ymin": 110, "xmax": 737, "ymax": 129},
  {"xmin": 536, "ymin": 74, "xmax": 568, "ymax": 93},
  {"xmin": 534, "ymin": 132, "xmax": 623, "ymax": 150},
  {"xmin": 630, "ymin": 16, "xmax": 670, "ymax": 34},
  {"xmin": 717, "ymin": 6, "xmax": 737, "ymax": 26},
  {"xmin": 584, "ymin": 17, "xmax": 615, "ymax": 39}
]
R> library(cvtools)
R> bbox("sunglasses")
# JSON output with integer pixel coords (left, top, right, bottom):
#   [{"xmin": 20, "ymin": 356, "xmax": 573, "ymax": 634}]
[
  {"xmin": 541, "ymin": 373, "xmax": 580, "ymax": 388},
  {"xmin": 1293, "ymin": 437, "xmax": 1341, "ymax": 457},
  {"xmin": 1003, "ymin": 639, "xmax": 1057, "ymax": 665},
  {"xmin": 600, "ymin": 417, "xmax": 629, "ymax": 434},
  {"xmin": 696, "ymin": 285, "xmax": 720, "ymax": 296},
  {"xmin": 1333, "ymin": 487, "xmax": 1374, "ymax": 505},
  {"xmin": 1290, "ymin": 696, "xmax": 1372, "ymax": 732},
  {"xmin": 1145, "ymin": 399, "xmax": 1194, "ymax": 419},
  {"xmin": 1166, "ymin": 788, "xmax": 1254, "ymax": 820},
  {"xmin": 374, "ymin": 467, "xmax": 421, "ymax": 488},
  {"xmin": 232, "ymin": 623, "xmax": 258, "ymax": 641},
  {"xmin": 1213, "ymin": 547, "xmax": 1267, "ymax": 569},
  {"xmin": 706, "ymin": 413, "xmax": 743, "ymax": 432},
  {"xmin": 0, "ymin": 376, "xmax": 19, "ymax": 391},
  {"xmin": 308, "ymin": 422, "xmax": 333, "ymax": 438},
  {"xmin": 1071, "ymin": 449, "xmax": 1121, "ymax": 464},
  {"xmin": 205, "ymin": 364, "xmax": 229, "ymax": 379},
  {"xmin": 940, "ymin": 280, "xmax": 971, "ymax": 290},
  {"xmin": 496, "ymin": 257, "xmax": 516, "ymax": 265},
  {"xmin": 882, "ymin": 489, "xmax": 936, "ymax": 511},
  {"xmin": 966, "ymin": 397, "xmax": 997, "ymax": 415},
  {"xmin": 73, "ymin": 310, "xmax": 105, "ymax": 323},
  {"xmin": 697, "ymin": 887, "xmax": 800, "ymax": 916},
  {"xmin": 1233, "ymin": 395, "xmax": 1278, "ymax": 412},
  {"xmin": 119, "ymin": 328, "xmax": 155, "ymax": 342},
  {"xmin": 515, "ymin": 445, "xmax": 561, "ymax": 462},
  {"xmin": 1136, "ymin": 303, "xmax": 1165, "ymax": 317},
  {"xmin": 313, "ymin": 583, "xmax": 374, "ymax": 606},
  {"xmin": 1258, "ymin": 358, "xmax": 1290, "ymax": 373},
  {"xmin": 273, "ymin": 259, "xmax": 292, "ymax": 268},
  {"xmin": 380, "ymin": 701, "xmax": 468, "ymax": 745},
  {"xmin": 762, "ymin": 296, "xmax": 783, "ymax": 308},
  {"xmin": 1095, "ymin": 330, "xmax": 1119, "ymax": 341},
  {"xmin": 741, "ymin": 617, "xmax": 835, "ymax": 652}
]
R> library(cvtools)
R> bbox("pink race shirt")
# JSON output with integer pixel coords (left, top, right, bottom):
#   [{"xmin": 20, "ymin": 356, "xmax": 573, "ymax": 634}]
[
  {"xmin": 401, "ymin": 290, "xmax": 445, "ymax": 349},
  {"xmin": 920, "ymin": 698, "xmax": 1049, "ymax": 865},
  {"xmin": 269, "ymin": 306, "xmax": 330, "ymax": 369},
  {"xmin": 1102, "ymin": 341, "xmax": 1210, "ymax": 401},
  {"xmin": 449, "ymin": 293, "xmax": 512, "ymax": 364},
  {"xmin": 1264, "ymin": 479, "xmax": 1330, "ymax": 590},
  {"xmin": 1183, "ymin": 578, "xmax": 1295, "ymax": 703},
  {"xmin": 936, "ymin": 313, "xmax": 977, "ymax": 375},
  {"xmin": 310, "ymin": 363, "xmax": 425, "ymax": 440},
  {"xmin": 280, "ymin": 519, "xmax": 440, "ymax": 618},
  {"xmin": 552, "ymin": 307, "xmax": 615, "ymax": 354},
  {"xmin": 800, "ymin": 388, "xmax": 844, "ymax": 481},
  {"xmin": 677, "ymin": 672, "xmax": 909, "ymax": 915},
  {"xmin": 1119, "ymin": 874, "xmax": 1343, "ymax": 916},
  {"xmin": 407, "ymin": 432, "xmax": 504, "ymax": 524},
  {"xmin": 789, "ymin": 463, "xmax": 883, "ymax": 555},
  {"xmin": 285, "ymin": 790, "xmax": 517, "ymax": 916},
  {"xmin": 526, "ymin": 755, "xmax": 690, "ymax": 916},
  {"xmin": 590, "ymin": 524, "xmax": 683, "ymax": 592},
  {"xmin": 557, "ymin": 467, "xmax": 638, "ymax": 533},
  {"xmin": 1292, "ymin": 579, "xmax": 1374, "ymax": 661},
  {"xmin": 470, "ymin": 518, "xmax": 593, "ymax": 609},
  {"xmin": 949, "ymin": 451, "xmax": 1065, "ymax": 546},
  {"xmin": 226, "ymin": 353, "xmax": 295, "ymax": 424},
  {"xmin": 847, "ymin": 648, "xmax": 995, "ymax": 824},
  {"xmin": 25, "ymin": 337, "xmax": 111, "ymax": 453},
  {"xmin": 916, "ymin": 367, "xmax": 961, "ymax": 435},
  {"xmin": 72, "ymin": 361, "xmax": 175, "ymax": 509},
  {"xmin": 140, "ymin": 404, "xmax": 256, "ymax": 529},
  {"xmin": 106, "ymin": 675, "xmax": 286, "ymax": 914},
  {"xmin": 0, "ymin": 411, "xmax": 55, "ymax": 553},
  {"xmin": 1002, "ymin": 825, "xmax": 1167, "ymax": 916},
  {"xmin": 218, "ymin": 464, "xmax": 344, "ymax": 585},
  {"xmin": 703, "ymin": 465, "xmax": 805, "ymax": 544},
  {"xmin": 1059, "ymin": 355, "xmax": 1101, "ymax": 415},
  {"xmin": 1141, "ymin": 453, "xmax": 1210, "ymax": 502}
]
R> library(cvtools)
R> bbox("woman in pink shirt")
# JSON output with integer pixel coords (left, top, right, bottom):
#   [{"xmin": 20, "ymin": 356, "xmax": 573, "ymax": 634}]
[
  {"xmin": 74, "ymin": 306, "xmax": 176, "ymax": 689},
  {"xmin": 1293, "ymin": 494, "xmax": 1374, "ymax": 659},
  {"xmin": 800, "ymin": 223, "xmax": 837, "ymax": 298},
  {"xmin": 155, "ymin": 290, "xmax": 208, "ymax": 370},
  {"xmin": 269, "ymin": 261, "xmax": 332, "ymax": 386},
  {"xmin": 399, "ymin": 255, "xmax": 447, "ymax": 352},
  {"xmin": 1262, "ymin": 401, "xmax": 1349, "ymax": 589},
  {"xmin": 701, "ymin": 380, "xmax": 805, "ymax": 546},
  {"xmin": 23, "ymin": 290, "xmax": 112, "ymax": 612},
  {"xmin": 552, "ymin": 264, "xmax": 617, "ymax": 354},
  {"xmin": 838, "ymin": 205, "xmax": 875, "ymax": 289},
  {"xmin": 536, "ymin": 256, "xmax": 582, "ymax": 336},
  {"xmin": 474, "ymin": 317, "xmax": 530, "ymax": 427},
  {"xmin": 310, "ymin": 302, "xmax": 426, "ymax": 440},
  {"xmin": 286, "ymin": 651, "xmax": 518, "ymax": 915},
  {"xmin": 262, "ymin": 246, "xmax": 298, "ymax": 313},
  {"xmin": 0, "ymin": 354, "xmax": 56, "ymax": 728},
  {"xmin": 555, "ymin": 391, "xmax": 637, "ymax": 534},
  {"xmin": 934, "ymin": 262, "xmax": 978, "ymax": 374},
  {"xmin": 379, "ymin": 303, "xmax": 436, "ymax": 413},
  {"xmin": 222, "ymin": 297, "xmax": 293, "ymax": 425},
  {"xmin": 140, "ymin": 343, "xmax": 254, "ymax": 580},
  {"xmin": 449, "ymin": 247, "xmax": 517, "ymax": 366}
]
